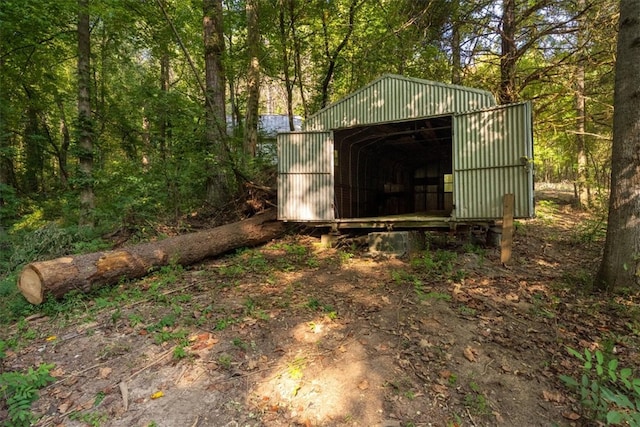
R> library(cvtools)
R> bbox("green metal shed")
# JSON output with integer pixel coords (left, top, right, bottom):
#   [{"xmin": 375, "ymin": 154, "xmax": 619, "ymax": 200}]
[{"xmin": 277, "ymin": 74, "xmax": 534, "ymax": 229}]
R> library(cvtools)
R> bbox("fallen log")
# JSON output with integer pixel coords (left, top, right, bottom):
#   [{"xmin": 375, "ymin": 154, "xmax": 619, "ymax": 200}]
[{"xmin": 18, "ymin": 210, "xmax": 285, "ymax": 304}]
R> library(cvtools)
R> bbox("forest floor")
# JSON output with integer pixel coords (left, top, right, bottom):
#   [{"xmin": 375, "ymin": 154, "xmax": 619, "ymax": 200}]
[{"xmin": 2, "ymin": 188, "xmax": 640, "ymax": 427}]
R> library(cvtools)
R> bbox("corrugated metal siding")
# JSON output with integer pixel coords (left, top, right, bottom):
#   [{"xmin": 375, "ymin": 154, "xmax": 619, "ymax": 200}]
[
  {"xmin": 304, "ymin": 74, "xmax": 496, "ymax": 131},
  {"xmin": 277, "ymin": 132, "xmax": 334, "ymax": 221},
  {"xmin": 453, "ymin": 102, "xmax": 534, "ymax": 220}
]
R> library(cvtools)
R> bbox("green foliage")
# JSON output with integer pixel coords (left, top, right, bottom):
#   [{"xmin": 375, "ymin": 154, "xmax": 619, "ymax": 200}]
[
  {"xmin": 570, "ymin": 217, "xmax": 607, "ymax": 246},
  {"xmin": 172, "ymin": 344, "xmax": 188, "ymax": 360},
  {"xmin": 5, "ymin": 222, "xmax": 109, "ymax": 271},
  {"xmin": 0, "ymin": 351, "xmax": 56, "ymax": 427},
  {"xmin": 560, "ymin": 347, "xmax": 640, "ymax": 425},
  {"xmin": 410, "ymin": 249, "xmax": 457, "ymax": 279},
  {"xmin": 68, "ymin": 410, "xmax": 108, "ymax": 427}
]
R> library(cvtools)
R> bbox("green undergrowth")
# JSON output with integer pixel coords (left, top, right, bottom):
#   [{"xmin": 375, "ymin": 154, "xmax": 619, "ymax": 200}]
[
  {"xmin": 0, "ymin": 339, "xmax": 56, "ymax": 427},
  {"xmin": 560, "ymin": 347, "xmax": 640, "ymax": 425}
]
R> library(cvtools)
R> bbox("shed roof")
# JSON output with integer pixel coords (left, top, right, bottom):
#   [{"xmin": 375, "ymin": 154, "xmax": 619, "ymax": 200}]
[{"xmin": 303, "ymin": 74, "xmax": 497, "ymax": 131}]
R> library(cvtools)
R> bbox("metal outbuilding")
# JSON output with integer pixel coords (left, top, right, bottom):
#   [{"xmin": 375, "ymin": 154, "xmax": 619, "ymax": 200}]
[{"xmin": 277, "ymin": 74, "xmax": 534, "ymax": 229}]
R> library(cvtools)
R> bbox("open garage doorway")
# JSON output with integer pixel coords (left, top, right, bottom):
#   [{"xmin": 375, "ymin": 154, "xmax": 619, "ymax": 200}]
[{"xmin": 333, "ymin": 115, "xmax": 454, "ymax": 219}]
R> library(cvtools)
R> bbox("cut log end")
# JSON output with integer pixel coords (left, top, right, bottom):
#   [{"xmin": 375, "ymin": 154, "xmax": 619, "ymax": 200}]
[{"xmin": 18, "ymin": 266, "xmax": 44, "ymax": 305}]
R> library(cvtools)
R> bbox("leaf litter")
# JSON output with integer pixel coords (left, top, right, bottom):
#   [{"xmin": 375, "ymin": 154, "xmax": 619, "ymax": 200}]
[{"xmin": 1, "ymin": 189, "xmax": 639, "ymax": 426}]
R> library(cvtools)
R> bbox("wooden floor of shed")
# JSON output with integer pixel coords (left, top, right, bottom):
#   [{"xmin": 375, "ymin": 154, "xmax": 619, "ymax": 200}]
[{"xmin": 314, "ymin": 211, "xmax": 490, "ymax": 230}]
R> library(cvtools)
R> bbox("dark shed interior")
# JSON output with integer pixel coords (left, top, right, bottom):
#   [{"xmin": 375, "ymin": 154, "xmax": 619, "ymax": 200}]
[{"xmin": 333, "ymin": 115, "xmax": 454, "ymax": 219}]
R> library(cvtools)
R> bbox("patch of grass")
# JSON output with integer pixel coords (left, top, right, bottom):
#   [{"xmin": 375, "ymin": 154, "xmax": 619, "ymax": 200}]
[
  {"xmin": 214, "ymin": 316, "xmax": 237, "ymax": 331},
  {"xmin": 232, "ymin": 338, "xmax": 248, "ymax": 350},
  {"xmin": 457, "ymin": 305, "xmax": 477, "ymax": 316},
  {"xmin": 410, "ymin": 249, "xmax": 457, "ymax": 279},
  {"xmin": 217, "ymin": 264, "xmax": 247, "ymax": 278},
  {"xmin": 218, "ymin": 354, "xmax": 232, "ymax": 369},
  {"xmin": 69, "ymin": 410, "xmax": 108, "ymax": 427},
  {"xmin": 97, "ymin": 343, "xmax": 131, "ymax": 360},
  {"xmin": 146, "ymin": 314, "xmax": 177, "ymax": 332},
  {"xmin": 153, "ymin": 329, "xmax": 187, "ymax": 345},
  {"xmin": 128, "ymin": 313, "xmax": 144, "ymax": 327},
  {"xmin": 423, "ymin": 291, "xmax": 452, "ymax": 302},
  {"xmin": 570, "ymin": 217, "xmax": 607, "ymax": 246},
  {"xmin": 464, "ymin": 381, "xmax": 491, "ymax": 416},
  {"xmin": 536, "ymin": 199, "xmax": 559, "ymax": 224},
  {"xmin": 93, "ymin": 391, "xmax": 106, "ymax": 407},
  {"xmin": 172, "ymin": 344, "xmax": 188, "ymax": 360},
  {"xmin": 462, "ymin": 242, "xmax": 486, "ymax": 258},
  {"xmin": 338, "ymin": 250, "xmax": 354, "ymax": 265},
  {"xmin": 560, "ymin": 269, "xmax": 595, "ymax": 292}
]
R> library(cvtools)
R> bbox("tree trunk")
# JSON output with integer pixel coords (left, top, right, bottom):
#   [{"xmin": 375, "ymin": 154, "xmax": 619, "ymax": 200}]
[
  {"xmin": 244, "ymin": 0, "xmax": 261, "ymax": 158},
  {"xmin": 450, "ymin": 0, "xmax": 462, "ymax": 85},
  {"xmin": 318, "ymin": 0, "xmax": 358, "ymax": 109},
  {"xmin": 18, "ymin": 210, "xmax": 285, "ymax": 305},
  {"xmin": 278, "ymin": 2, "xmax": 295, "ymax": 130},
  {"xmin": 575, "ymin": 0, "xmax": 590, "ymax": 208},
  {"xmin": 159, "ymin": 50, "xmax": 171, "ymax": 159},
  {"xmin": 203, "ymin": 0, "xmax": 230, "ymax": 206},
  {"xmin": 596, "ymin": 0, "xmax": 640, "ymax": 291},
  {"xmin": 575, "ymin": 61, "xmax": 590, "ymax": 208},
  {"xmin": 499, "ymin": 0, "xmax": 517, "ymax": 104},
  {"xmin": 56, "ymin": 98, "xmax": 70, "ymax": 187},
  {"xmin": 290, "ymin": 0, "xmax": 308, "ymax": 118},
  {"xmin": 78, "ymin": 0, "xmax": 95, "ymax": 227}
]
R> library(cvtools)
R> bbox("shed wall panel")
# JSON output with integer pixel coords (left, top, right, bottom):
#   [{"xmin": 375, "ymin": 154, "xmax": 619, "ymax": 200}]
[
  {"xmin": 453, "ymin": 102, "xmax": 534, "ymax": 220},
  {"xmin": 304, "ymin": 74, "xmax": 496, "ymax": 131},
  {"xmin": 277, "ymin": 132, "xmax": 334, "ymax": 221}
]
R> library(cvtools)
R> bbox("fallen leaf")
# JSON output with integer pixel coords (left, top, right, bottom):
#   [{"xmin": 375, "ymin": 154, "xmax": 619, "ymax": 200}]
[
  {"xmin": 50, "ymin": 367, "xmax": 65, "ymax": 377},
  {"xmin": 46, "ymin": 335, "xmax": 57, "ymax": 342},
  {"xmin": 542, "ymin": 390, "xmax": 565, "ymax": 403},
  {"xmin": 439, "ymin": 370, "xmax": 452, "ymax": 379},
  {"xmin": 493, "ymin": 410, "xmax": 505, "ymax": 423},
  {"xmin": 98, "ymin": 367, "xmax": 112, "ymax": 379},
  {"xmin": 58, "ymin": 400, "xmax": 73, "ymax": 413},
  {"xmin": 418, "ymin": 339, "xmax": 431, "ymax": 348},
  {"xmin": 375, "ymin": 343, "xmax": 389, "ymax": 352},
  {"xmin": 381, "ymin": 296, "xmax": 390, "ymax": 304},
  {"xmin": 150, "ymin": 391, "xmax": 164, "ymax": 399},
  {"xmin": 562, "ymin": 411, "xmax": 580, "ymax": 420},
  {"xmin": 291, "ymin": 385, "xmax": 301, "ymax": 397},
  {"xmin": 358, "ymin": 379, "xmax": 369, "ymax": 390},
  {"xmin": 463, "ymin": 346, "xmax": 477, "ymax": 362},
  {"xmin": 431, "ymin": 384, "xmax": 449, "ymax": 396},
  {"xmin": 505, "ymin": 293, "xmax": 519, "ymax": 302}
]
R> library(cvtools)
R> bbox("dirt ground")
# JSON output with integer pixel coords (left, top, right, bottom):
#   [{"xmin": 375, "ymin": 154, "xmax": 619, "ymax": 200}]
[{"xmin": 2, "ymin": 189, "xmax": 639, "ymax": 427}]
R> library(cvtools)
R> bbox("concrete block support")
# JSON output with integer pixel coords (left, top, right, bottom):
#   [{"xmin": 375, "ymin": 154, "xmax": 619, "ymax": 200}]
[{"xmin": 368, "ymin": 231, "xmax": 425, "ymax": 256}]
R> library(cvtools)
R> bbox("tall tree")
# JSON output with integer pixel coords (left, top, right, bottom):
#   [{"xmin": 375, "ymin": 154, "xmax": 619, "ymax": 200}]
[
  {"xmin": 499, "ymin": 0, "xmax": 517, "ymax": 103},
  {"xmin": 574, "ymin": 0, "xmax": 590, "ymax": 208},
  {"xmin": 316, "ymin": 0, "xmax": 360, "ymax": 110},
  {"xmin": 203, "ymin": 0, "xmax": 230, "ymax": 205},
  {"xmin": 77, "ymin": 0, "xmax": 95, "ymax": 226},
  {"xmin": 244, "ymin": 0, "xmax": 261, "ymax": 158},
  {"xmin": 597, "ymin": 0, "xmax": 640, "ymax": 291}
]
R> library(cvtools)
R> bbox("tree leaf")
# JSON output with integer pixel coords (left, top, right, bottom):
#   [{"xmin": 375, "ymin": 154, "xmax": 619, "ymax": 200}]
[
  {"xmin": 559, "ymin": 375, "xmax": 578, "ymax": 388},
  {"xmin": 607, "ymin": 411, "xmax": 624, "ymax": 424}
]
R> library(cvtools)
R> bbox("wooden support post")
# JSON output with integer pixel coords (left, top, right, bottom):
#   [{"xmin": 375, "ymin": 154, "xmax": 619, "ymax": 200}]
[{"xmin": 501, "ymin": 193, "xmax": 515, "ymax": 265}]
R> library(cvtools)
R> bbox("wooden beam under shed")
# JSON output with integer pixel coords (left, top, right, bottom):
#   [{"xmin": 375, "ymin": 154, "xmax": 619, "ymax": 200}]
[{"xmin": 501, "ymin": 193, "xmax": 515, "ymax": 265}]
